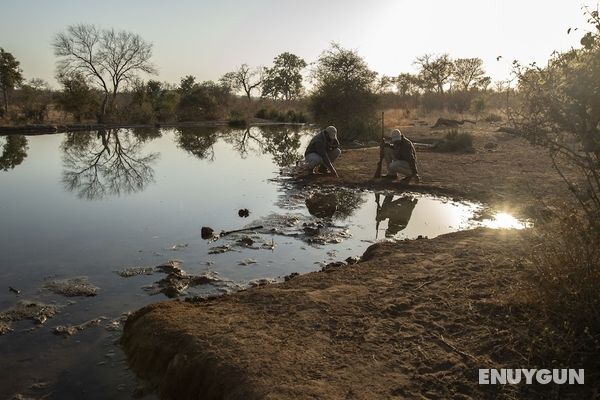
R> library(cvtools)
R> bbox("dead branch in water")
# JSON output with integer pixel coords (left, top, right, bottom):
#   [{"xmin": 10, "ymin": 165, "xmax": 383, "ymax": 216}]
[{"xmin": 220, "ymin": 225, "xmax": 264, "ymax": 236}]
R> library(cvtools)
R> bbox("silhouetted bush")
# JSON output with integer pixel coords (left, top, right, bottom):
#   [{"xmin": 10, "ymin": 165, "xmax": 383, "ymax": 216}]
[
  {"xmin": 483, "ymin": 113, "xmax": 503, "ymax": 122},
  {"xmin": 433, "ymin": 129, "xmax": 474, "ymax": 153}
]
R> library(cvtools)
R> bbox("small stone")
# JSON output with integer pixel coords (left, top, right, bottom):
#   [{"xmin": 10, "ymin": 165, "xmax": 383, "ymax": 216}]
[
  {"xmin": 201, "ymin": 226, "xmax": 214, "ymax": 239},
  {"xmin": 284, "ymin": 272, "xmax": 300, "ymax": 282},
  {"xmin": 345, "ymin": 256, "xmax": 361, "ymax": 265}
]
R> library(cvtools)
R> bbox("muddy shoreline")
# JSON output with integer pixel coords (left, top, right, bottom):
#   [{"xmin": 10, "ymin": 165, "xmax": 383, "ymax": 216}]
[{"xmin": 120, "ymin": 123, "xmax": 580, "ymax": 399}]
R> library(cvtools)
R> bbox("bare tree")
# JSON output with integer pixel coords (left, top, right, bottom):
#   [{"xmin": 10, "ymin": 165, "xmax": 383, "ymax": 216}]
[
  {"xmin": 53, "ymin": 24, "xmax": 156, "ymax": 122},
  {"xmin": 414, "ymin": 53, "xmax": 454, "ymax": 93},
  {"xmin": 221, "ymin": 64, "xmax": 262, "ymax": 100},
  {"xmin": 452, "ymin": 58, "xmax": 491, "ymax": 91}
]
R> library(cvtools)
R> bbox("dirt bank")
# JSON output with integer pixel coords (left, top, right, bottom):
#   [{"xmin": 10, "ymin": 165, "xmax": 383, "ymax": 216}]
[
  {"xmin": 123, "ymin": 229, "xmax": 537, "ymax": 399},
  {"xmin": 121, "ymin": 123, "xmax": 580, "ymax": 399}
]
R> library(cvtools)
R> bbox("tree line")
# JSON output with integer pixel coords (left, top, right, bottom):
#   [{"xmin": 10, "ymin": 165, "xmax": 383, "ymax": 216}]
[{"xmin": 0, "ymin": 23, "xmax": 503, "ymax": 129}]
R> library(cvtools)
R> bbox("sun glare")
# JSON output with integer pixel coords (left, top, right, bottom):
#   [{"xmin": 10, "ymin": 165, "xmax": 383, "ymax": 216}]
[{"xmin": 483, "ymin": 212, "xmax": 529, "ymax": 230}]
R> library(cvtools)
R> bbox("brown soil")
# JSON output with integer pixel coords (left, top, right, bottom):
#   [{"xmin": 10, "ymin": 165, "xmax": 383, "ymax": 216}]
[{"xmin": 121, "ymin": 122, "xmax": 580, "ymax": 399}]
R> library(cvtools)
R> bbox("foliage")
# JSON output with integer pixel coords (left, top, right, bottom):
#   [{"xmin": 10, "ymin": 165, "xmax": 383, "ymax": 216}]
[
  {"xmin": 228, "ymin": 109, "xmax": 248, "ymax": 127},
  {"xmin": 18, "ymin": 79, "xmax": 52, "ymax": 123},
  {"xmin": 176, "ymin": 127, "xmax": 218, "ymax": 160},
  {"xmin": 310, "ymin": 43, "xmax": 379, "ymax": 142},
  {"xmin": 260, "ymin": 126, "xmax": 303, "ymax": 167},
  {"xmin": 414, "ymin": 53, "xmax": 454, "ymax": 93},
  {"xmin": 254, "ymin": 108, "xmax": 307, "ymax": 123},
  {"xmin": 524, "ymin": 210, "xmax": 600, "ymax": 381},
  {"xmin": 0, "ymin": 48, "xmax": 24, "ymax": 113},
  {"xmin": 483, "ymin": 113, "xmax": 503, "ymax": 123},
  {"xmin": 0, "ymin": 135, "xmax": 28, "ymax": 171},
  {"xmin": 261, "ymin": 52, "xmax": 307, "ymax": 100},
  {"xmin": 470, "ymin": 96, "xmax": 486, "ymax": 120},
  {"xmin": 512, "ymin": 8, "xmax": 600, "ymax": 226},
  {"xmin": 177, "ymin": 78, "xmax": 231, "ymax": 121},
  {"xmin": 452, "ymin": 58, "xmax": 490, "ymax": 91},
  {"xmin": 433, "ymin": 129, "xmax": 474, "ymax": 153},
  {"xmin": 395, "ymin": 73, "xmax": 421, "ymax": 96},
  {"xmin": 55, "ymin": 72, "xmax": 100, "ymax": 122},
  {"xmin": 131, "ymin": 80, "xmax": 179, "ymax": 122},
  {"xmin": 53, "ymin": 24, "xmax": 156, "ymax": 122}
]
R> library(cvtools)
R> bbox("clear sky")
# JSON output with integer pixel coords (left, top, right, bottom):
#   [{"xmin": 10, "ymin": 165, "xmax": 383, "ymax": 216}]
[{"xmin": 0, "ymin": 0, "xmax": 589, "ymax": 88}]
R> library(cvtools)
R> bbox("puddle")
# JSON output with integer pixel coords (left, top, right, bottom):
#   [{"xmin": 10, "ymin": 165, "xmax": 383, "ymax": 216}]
[{"xmin": 0, "ymin": 126, "xmax": 528, "ymax": 398}]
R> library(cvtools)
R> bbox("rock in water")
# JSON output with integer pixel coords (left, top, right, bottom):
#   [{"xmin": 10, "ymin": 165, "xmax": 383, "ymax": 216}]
[
  {"xmin": 201, "ymin": 226, "xmax": 214, "ymax": 239},
  {"xmin": 238, "ymin": 208, "xmax": 250, "ymax": 218},
  {"xmin": 44, "ymin": 277, "xmax": 99, "ymax": 297}
]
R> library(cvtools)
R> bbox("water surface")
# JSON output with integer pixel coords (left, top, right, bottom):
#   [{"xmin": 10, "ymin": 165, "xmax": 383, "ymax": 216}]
[{"xmin": 0, "ymin": 126, "xmax": 526, "ymax": 398}]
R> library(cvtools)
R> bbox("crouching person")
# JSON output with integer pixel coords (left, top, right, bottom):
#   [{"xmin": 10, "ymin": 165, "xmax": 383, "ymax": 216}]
[
  {"xmin": 383, "ymin": 129, "xmax": 420, "ymax": 183},
  {"xmin": 305, "ymin": 126, "xmax": 341, "ymax": 178}
]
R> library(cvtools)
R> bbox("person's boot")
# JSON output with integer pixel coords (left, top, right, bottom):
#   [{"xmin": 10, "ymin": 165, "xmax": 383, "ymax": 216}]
[
  {"xmin": 383, "ymin": 172, "xmax": 397, "ymax": 180},
  {"xmin": 316, "ymin": 164, "xmax": 328, "ymax": 174},
  {"xmin": 400, "ymin": 175, "xmax": 413, "ymax": 185}
]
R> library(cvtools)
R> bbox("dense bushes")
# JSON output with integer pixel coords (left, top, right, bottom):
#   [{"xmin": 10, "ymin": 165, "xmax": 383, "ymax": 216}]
[{"xmin": 254, "ymin": 108, "xmax": 307, "ymax": 123}]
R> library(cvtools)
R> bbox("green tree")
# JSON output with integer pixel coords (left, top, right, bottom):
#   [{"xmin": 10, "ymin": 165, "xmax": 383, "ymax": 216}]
[
  {"xmin": 0, "ymin": 48, "xmax": 24, "ymax": 114},
  {"xmin": 514, "ymin": 9, "xmax": 600, "ymax": 225},
  {"xmin": 395, "ymin": 73, "xmax": 421, "ymax": 96},
  {"xmin": 53, "ymin": 24, "xmax": 156, "ymax": 122},
  {"xmin": 56, "ymin": 72, "xmax": 100, "ymax": 122},
  {"xmin": 177, "ymin": 79, "xmax": 231, "ymax": 121},
  {"xmin": 310, "ymin": 43, "xmax": 379, "ymax": 141},
  {"xmin": 452, "ymin": 58, "xmax": 491, "ymax": 91},
  {"xmin": 179, "ymin": 75, "xmax": 196, "ymax": 96},
  {"xmin": 261, "ymin": 52, "xmax": 307, "ymax": 100},
  {"xmin": 414, "ymin": 53, "xmax": 454, "ymax": 93},
  {"xmin": 0, "ymin": 135, "xmax": 28, "ymax": 171},
  {"xmin": 18, "ymin": 79, "xmax": 52, "ymax": 123}
]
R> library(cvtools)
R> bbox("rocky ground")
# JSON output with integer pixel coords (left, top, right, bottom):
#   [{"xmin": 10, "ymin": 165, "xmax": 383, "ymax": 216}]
[{"xmin": 121, "ymin": 121, "xmax": 585, "ymax": 399}]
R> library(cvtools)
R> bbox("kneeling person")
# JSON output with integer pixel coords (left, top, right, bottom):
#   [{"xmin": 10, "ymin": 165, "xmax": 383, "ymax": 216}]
[
  {"xmin": 383, "ymin": 129, "xmax": 420, "ymax": 183},
  {"xmin": 305, "ymin": 126, "xmax": 341, "ymax": 177}
]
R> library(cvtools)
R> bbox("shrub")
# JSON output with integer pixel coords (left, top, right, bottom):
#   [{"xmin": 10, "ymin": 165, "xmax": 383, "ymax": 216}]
[
  {"xmin": 228, "ymin": 109, "xmax": 248, "ymax": 127},
  {"xmin": 433, "ymin": 129, "xmax": 474, "ymax": 152},
  {"xmin": 254, "ymin": 108, "xmax": 307, "ymax": 123},
  {"xmin": 524, "ymin": 211, "xmax": 600, "ymax": 376},
  {"xmin": 483, "ymin": 113, "xmax": 503, "ymax": 123},
  {"xmin": 255, "ymin": 108, "xmax": 268, "ymax": 119}
]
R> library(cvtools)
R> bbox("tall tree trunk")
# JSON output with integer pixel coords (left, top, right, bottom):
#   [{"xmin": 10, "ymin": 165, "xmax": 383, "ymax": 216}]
[
  {"xmin": 2, "ymin": 89, "xmax": 8, "ymax": 114},
  {"xmin": 98, "ymin": 92, "xmax": 109, "ymax": 124}
]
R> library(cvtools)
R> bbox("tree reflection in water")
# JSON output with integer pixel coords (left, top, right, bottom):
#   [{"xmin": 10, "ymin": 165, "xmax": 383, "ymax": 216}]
[
  {"xmin": 0, "ymin": 135, "xmax": 28, "ymax": 171},
  {"xmin": 305, "ymin": 188, "xmax": 366, "ymax": 220},
  {"xmin": 62, "ymin": 129, "xmax": 159, "ymax": 200},
  {"xmin": 176, "ymin": 127, "xmax": 218, "ymax": 161},
  {"xmin": 225, "ymin": 126, "xmax": 303, "ymax": 167}
]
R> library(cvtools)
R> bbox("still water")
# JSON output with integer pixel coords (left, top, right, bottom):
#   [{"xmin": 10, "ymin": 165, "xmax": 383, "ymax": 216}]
[{"xmin": 0, "ymin": 126, "xmax": 526, "ymax": 399}]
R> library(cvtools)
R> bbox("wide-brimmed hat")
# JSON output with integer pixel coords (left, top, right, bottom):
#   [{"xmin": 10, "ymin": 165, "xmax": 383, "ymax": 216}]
[{"xmin": 391, "ymin": 129, "xmax": 403, "ymax": 142}]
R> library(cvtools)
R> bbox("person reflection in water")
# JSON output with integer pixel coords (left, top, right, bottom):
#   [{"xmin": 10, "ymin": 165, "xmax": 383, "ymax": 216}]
[{"xmin": 376, "ymin": 194, "xmax": 418, "ymax": 237}]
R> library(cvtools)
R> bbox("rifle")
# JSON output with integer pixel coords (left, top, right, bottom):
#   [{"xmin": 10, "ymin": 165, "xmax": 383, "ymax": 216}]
[
  {"xmin": 373, "ymin": 111, "xmax": 384, "ymax": 179},
  {"xmin": 375, "ymin": 192, "xmax": 381, "ymax": 239}
]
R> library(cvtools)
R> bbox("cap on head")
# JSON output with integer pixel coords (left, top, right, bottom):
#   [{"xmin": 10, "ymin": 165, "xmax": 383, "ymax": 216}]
[
  {"xmin": 391, "ymin": 129, "xmax": 403, "ymax": 142},
  {"xmin": 325, "ymin": 126, "xmax": 337, "ymax": 140}
]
